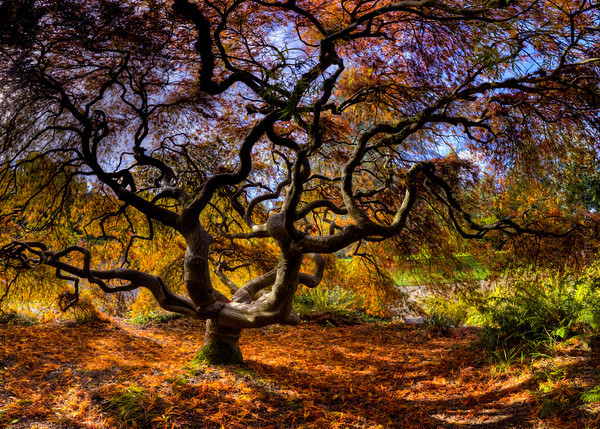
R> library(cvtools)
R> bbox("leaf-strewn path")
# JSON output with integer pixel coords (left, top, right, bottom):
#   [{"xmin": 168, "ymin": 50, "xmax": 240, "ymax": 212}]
[{"xmin": 0, "ymin": 318, "xmax": 598, "ymax": 428}]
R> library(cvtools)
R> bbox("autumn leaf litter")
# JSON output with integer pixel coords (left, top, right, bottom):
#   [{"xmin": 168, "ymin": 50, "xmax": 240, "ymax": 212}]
[{"xmin": 0, "ymin": 318, "xmax": 599, "ymax": 428}]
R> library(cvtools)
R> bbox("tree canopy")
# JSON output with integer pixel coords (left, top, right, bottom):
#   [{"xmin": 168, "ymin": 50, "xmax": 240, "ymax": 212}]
[{"xmin": 1, "ymin": 0, "xmax": 599, "ymax": 362}]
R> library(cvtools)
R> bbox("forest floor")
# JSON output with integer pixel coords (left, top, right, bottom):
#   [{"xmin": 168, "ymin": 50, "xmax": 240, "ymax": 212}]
[{"xmin": 1, "ymin": 317, "xmax": 599, "ymax": 428}]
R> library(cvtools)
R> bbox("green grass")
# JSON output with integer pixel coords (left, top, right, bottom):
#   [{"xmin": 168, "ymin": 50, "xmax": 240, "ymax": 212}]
[
  {"xmin": 127, "ymin": 311, "xmax": 184, "ymax": 326},
  {"xmin": 391, "ymin": 253, "xmax": 492, "ymax": 287}
]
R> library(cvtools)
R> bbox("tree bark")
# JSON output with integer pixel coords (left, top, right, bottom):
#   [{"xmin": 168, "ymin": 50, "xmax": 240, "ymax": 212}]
[
  {"xmin": 183, "ymin": 225, "xmax": 215, "ymax": 308},
  {"xmin": 193, "ymin": 319, "xmax": 243, "ymax": 365}
]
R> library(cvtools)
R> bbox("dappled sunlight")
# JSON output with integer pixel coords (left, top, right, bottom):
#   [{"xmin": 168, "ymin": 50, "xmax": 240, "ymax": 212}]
[
  {"xmin": 1, "ymin": 0, "xmax": 600, "ymax": 427},
  {"xmin": 1, "ymin": 318, "xmax": 599, "ymax": 427}
]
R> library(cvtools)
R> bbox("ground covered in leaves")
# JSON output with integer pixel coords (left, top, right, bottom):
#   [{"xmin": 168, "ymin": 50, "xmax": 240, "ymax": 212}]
[{"xmin": 1, "ymin": 317, "xmax": 599, "ymax": 428}]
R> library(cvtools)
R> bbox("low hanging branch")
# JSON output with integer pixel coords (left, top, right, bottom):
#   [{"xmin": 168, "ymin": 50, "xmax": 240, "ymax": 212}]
[
  {"xmin": 0, "ymin": 241, "xmax": 207, "ymax": 318},
  {"xmin": 421, "ymin": 168, "xmax": 578, "ymax": 240}
]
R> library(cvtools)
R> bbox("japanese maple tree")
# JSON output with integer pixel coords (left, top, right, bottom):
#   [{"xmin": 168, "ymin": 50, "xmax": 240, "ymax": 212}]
[{"xmin": 1, "ymin": 0, "xmax": 599, "ymax": 363}]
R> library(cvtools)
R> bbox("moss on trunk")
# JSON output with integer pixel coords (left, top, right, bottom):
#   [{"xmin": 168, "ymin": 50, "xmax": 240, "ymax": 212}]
[
  {"xmin": 192, "ymin": 320, "xmax": 243, "ymax": 365},
  {"xmin": 193, "ymin": 339, "xmax": 243, "ymax": 365}
]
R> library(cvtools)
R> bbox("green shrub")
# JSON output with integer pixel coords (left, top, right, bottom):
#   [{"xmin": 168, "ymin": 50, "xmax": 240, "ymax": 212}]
[
  {"xmin": 0, "ymin": 311, "xmax": 37, "ymax": 326},
  {"xmin": 421, "ymin": 291, "xmax": 478, "ymax": 328},
  {"xmin": 293, "ymin": 286, "xmax": 357, "ymax": 316},
  {"xmin": 469, "ymin": 266, "xmax": 600, "ymax": 360},
  {"xmin": 581, "ymin": 385, "xmax": 600, "ymax": 404},
  {"xmin": 293, "ymin": 286, "xmax": 390, "ymax": 324},
  {"xmin": 127, "ymin": 311, "xmax": 183, "ymax": 326},
  {"xmin": 425, "ymin": 311, "xmax": 455, "ymax": 335}
]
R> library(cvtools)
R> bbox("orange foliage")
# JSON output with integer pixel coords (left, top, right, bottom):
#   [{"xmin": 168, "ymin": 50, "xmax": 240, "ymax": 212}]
[{"xmin": 1, "ymin": 318, "xmax": 597, "ymax": 428}]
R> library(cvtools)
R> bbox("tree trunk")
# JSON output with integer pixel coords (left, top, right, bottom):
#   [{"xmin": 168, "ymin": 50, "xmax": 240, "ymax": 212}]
[
  {"xmin": 193, "ymin": 320, "xmax": 243, "ymax": 365},
  {"xmin": 183, "ymin": 225, "xmax": 214, "ymax": 308}
]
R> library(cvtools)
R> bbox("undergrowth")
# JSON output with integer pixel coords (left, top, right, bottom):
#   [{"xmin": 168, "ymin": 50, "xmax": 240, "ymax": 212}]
[
  {"xmin": 0, "ymin": 311, "xmax": 37, "ymax": 326},
  {"xmin": 420, "ymin": 260, "xmax": 600, "ymax": 417},
  {"xmin": 293, "ymin": 285, "xmax": 389, "ymax": 324},
  {"xmin": 469, "ymin": 268, "xmax": 600, "ymax": 360},
  {"xmin": 450, "ymin": 262, "xmax": 600, "ymax": 415},
  {"xmin": 106, "ymin": 386, "xmax": 161, "ymax": 428},
  {"xmin": 293, "ymin": 286, "xmax": 356, "ymax": 315},
  {"xmin": 423, "ymin": 262, "xmax": 600, "ymax": 359},
  {"xmin": 127, "ymin": 311, "xmax": 184, "ymax": 326}
]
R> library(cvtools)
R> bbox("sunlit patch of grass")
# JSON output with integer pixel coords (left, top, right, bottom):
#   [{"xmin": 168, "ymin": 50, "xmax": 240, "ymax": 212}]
[
  {"xmin": 391, "ymin": 253, "xmax": 492, "ymax": 287},
  {"xmin": 127, "ymin": 311, "xmax": 184, "ymax": 326}
]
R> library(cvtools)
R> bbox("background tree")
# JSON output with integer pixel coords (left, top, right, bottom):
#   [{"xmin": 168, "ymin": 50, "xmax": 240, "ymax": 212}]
[{"xmin": 1, "ymin": 0, "xmax": 599, "ymax": 363}]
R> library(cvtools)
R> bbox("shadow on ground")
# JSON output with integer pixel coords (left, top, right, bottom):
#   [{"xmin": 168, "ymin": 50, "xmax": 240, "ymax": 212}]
[{"xmin": 0, "ymin": 319, "xmax": 598, "ymax": 428}]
